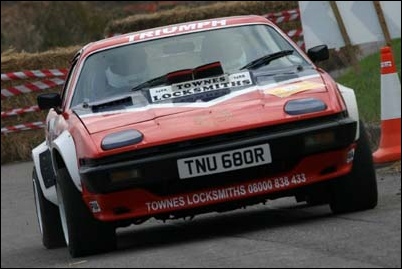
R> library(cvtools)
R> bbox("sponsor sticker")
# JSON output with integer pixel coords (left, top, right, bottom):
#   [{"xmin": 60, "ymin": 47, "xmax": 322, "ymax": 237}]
[
  {"xmin": 265, "ymin": 81, "xmax": 324, "ymax": 98},
  {"xmin": 149, "ymin": 71, "xmax": 252, "ymax": 103},
  {"xmin": 144, "ymin": 172, "xmax": 308, "ymax": 213}
]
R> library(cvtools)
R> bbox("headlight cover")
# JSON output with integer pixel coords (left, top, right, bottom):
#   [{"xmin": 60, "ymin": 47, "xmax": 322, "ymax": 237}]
[
  {"xmin": 284, "ymin": 98, "xmax": 327, "ymax": 115},
  {"xmin": 101, "ymin": 129, "xmax": 143, "ymax": 150}
]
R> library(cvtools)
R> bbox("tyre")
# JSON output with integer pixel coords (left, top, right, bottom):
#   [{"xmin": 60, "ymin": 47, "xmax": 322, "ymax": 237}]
[
  {"xmin": 32, "ymin": 167, "xmax": 66, "ymax": 248},
  {"xmin": 296, "ymin": 182, "xmax": 330, "ymax": 206},
  {"xmin": 56, "ymin": 168, "xmax": 116, "ymax": 257},
  {"xmin": 329, "ymin": 121, "xmax": 378, "ymax": 213},
  {"xmin": 305, "ymin": 191, "xmax": 329, "ymax": 206}
]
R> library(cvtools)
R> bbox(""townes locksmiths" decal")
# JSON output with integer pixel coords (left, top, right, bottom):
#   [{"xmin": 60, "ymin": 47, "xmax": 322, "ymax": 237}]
[
  {"xmin": 149, "ymin": 72, "xmax": 253, "ymax": 103},
  {"xmin": 144, "ymin": 172, "xmax": 307, "ymax": 213}
]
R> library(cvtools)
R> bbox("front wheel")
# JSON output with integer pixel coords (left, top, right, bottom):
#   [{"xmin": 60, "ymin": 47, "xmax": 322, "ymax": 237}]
[
  {"xmin": 56, "ymin": 168, "xmax": 116, "ymax": 257},
  {"xmin": 329, "ymin": 121, "xmax": 378, "ymax": 213}
]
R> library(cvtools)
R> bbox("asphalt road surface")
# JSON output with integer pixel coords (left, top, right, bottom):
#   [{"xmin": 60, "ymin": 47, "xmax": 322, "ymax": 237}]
[{"xmin": 1, "ymin": 161, "xmax": 401, "ymax": 268}]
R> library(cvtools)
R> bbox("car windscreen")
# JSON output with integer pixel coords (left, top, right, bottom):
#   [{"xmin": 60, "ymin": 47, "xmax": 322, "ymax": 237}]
[{"xmin": 70, "ymin": 24, "xmax": 310, "ymax": 109}]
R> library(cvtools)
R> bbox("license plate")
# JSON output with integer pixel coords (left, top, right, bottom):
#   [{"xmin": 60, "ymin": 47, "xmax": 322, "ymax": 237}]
[{"xmin": 177, "ymin": 144, "xmax": 272, "ymax": 179}]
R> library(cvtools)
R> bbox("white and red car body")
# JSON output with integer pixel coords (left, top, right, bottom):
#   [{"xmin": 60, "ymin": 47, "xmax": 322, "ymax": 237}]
[{"xmin": 32, "ymin": 15, "xmax": 360, "ymax": 224}]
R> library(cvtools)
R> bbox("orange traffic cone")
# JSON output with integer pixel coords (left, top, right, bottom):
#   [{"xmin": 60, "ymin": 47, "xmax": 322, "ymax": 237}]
[{"xmin": 372, "ymin": 46, "xmax": 401, "ymax": 164}]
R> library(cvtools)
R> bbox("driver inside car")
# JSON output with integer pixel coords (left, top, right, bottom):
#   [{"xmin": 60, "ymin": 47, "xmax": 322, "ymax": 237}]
[{"xmin": 105, "ymin": 46, "xmax": 149, "ymax": 90}]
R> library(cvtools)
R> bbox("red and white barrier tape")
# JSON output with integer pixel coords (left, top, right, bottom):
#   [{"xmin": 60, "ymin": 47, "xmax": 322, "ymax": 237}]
[
  {"xmin": 1, "ymin": 68, "xmax": 68, "ymax": 81},
  {"xmin": 265, "ymin": 8, "xmax": 300, "ymax": 24},
  {"xmin": 266, "ymin": 8, "xmax": 299, "ymax": 18},
  {"xmin": 1, "ymin": 121, "xmax": 45, "ymax": 134},
  {"xmin": 1, "ymin": 105, "xmax": 40, "ymax": 118},
  {"xmin": 1, "ymin": 77, "xmax": 65, "ymax": 99},
  {"xmin": 286, "ymin": 29, "xmax": 303, "ymax": 38},
  {"xmin": 268, "ymin": 14, "xmax": 300, "ymax": 24},
  {"xmin": 296, "ymin": 40, "xmax": 306, "ymax": 50}
]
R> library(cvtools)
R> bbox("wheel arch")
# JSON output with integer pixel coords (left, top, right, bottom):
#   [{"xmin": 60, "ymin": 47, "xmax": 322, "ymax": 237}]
[
  {"xmin": 32, "ymin": 141, "xmax": 58, "ymax": 205},
  {"xmin": 51, "ymin": 131, "xmax": 82, "ymax": 192},
  {"xmin": 338, "ymin": 83, "xmax": 360, "ymax": 140}
]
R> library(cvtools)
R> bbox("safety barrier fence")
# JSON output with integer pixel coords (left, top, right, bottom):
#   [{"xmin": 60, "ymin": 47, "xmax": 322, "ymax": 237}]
[
  {"xmin": 1, "ymin": 77, "xmax": 66, "ymax": 99},
  {"xmin": 1, "ymin": 105, "xmax": 40, "ymax": 118},
  {"xmin": 1, "ymin": 121, "xmax": 46, "ymax": 134},
  {"xmin": 1, "ymin": 68, "xmax": 68, "ymax": 81}
]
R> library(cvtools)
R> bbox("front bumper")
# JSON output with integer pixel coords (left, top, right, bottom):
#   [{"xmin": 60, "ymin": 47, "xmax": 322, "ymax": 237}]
[
  {"xmin": 83, "ymin": 146, "xmax": 355, "ymax": 222},
  {"xmin": 80, "ymin": 114, "xmax": 357, "ymax": 221}
]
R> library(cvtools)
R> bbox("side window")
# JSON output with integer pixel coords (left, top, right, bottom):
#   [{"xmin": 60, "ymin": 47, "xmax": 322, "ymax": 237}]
[{"xmin": 60, "ymin": 53, "xmax": 80, "ymax": 109}]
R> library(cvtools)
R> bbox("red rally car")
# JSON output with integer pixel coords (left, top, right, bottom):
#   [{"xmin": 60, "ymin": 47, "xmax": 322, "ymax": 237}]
[{"xmin": 32, "ymin": 15, "xmax": 378, "ymax": 257}]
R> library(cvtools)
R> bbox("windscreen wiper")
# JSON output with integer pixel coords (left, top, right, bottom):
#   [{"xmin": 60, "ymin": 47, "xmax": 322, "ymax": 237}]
[
  {"xmin": 75, "ymin": 94, "xmax": 133, "ymax": 113},
  {"xmin": 131, "ymin": 74, "xmax": 168, "ymax": 92},
  {"xmin": 131, "ymin": 61, "xmax": 224, "ymax": 92},
  {"xmin": 240, "ymin": 50, "xmax": 294, "ymax": 70}
]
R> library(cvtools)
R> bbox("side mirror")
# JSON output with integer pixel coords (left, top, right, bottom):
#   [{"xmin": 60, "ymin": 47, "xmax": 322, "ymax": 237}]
[
  {"xmin": 37, "ymin": 93, "xmax": 62, "ymax": 110},
  {"xmin": 307, "ymin": 45, "xmax": 329, "ymax": 62}
]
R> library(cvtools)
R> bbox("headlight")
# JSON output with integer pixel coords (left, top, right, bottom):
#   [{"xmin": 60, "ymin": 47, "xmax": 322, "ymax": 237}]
[
  {"xmin": 285, "ymin": 98, "xmax": 327, "ymax": 115},
  {"xmin": 101, "ymin": 129, "xmax": 143, "ymax": 150}
]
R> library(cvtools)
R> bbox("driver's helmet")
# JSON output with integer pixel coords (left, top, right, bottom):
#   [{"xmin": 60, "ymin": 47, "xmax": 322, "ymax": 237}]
[
  {"xmin": 200, "ymin": 32, "xmax": 247, "ymax": 73},
  {"xmin": 105, "ymin": 46, "xmax": 148, "ymax": 88}
]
